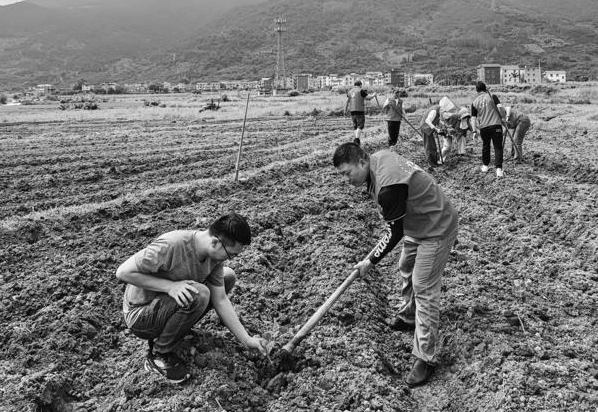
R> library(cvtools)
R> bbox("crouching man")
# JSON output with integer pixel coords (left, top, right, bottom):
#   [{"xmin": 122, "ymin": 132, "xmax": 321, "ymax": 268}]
[
  {"xmin": 116, "ymin": 212, "xmax": 267, "ymax": 383},
  {"xmin": 333, "ymin": 143, "xmax": 458, "ymax": 387}
]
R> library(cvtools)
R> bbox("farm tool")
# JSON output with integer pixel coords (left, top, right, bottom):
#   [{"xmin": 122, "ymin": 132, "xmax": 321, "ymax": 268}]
[
  {"xmin": 234, "ymin": 91, "xmax": 251, "ymax": 182},
  {"xmin": 402, "ymin": 115, "xmax": 443, "ymax": 163},
  {"xmin": 275, "ymin": 252, "xmax": 373, "ymax": 370},
  {"xmin": 401, "ymin": 115, "xmax": 424, "ymax": 141}
]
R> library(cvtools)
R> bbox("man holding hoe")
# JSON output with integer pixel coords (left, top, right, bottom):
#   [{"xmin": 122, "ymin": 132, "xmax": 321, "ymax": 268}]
[
  {"xmin": 333, "ymin": 142, "xmax": 458, "ymax": 387},
  {"xmin": 116, "ymin": 212, "xmax": 267, "ymax": 383},
  {"xmin": 345, "ymin": 79, "xmax": 378, "ymax": 146}
]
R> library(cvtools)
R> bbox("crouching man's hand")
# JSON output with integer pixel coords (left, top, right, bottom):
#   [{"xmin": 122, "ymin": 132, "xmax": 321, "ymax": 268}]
[
  {"xmin": 245, "ymin": 336, "xmax": 268, "ymax": 356},
  {"xmin": 353, "ymin": 258, "xmax": 372, "ymax": 277}
]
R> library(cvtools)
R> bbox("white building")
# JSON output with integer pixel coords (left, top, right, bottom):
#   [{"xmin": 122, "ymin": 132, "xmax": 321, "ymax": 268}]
[
  {"xmin": 544, "ymin": 70, "xmax": 566, "ymax": 83},
  {"xmin": 501, "ymin": 66, "xmax": 526, "ymax": 84},
  {"xmin": 363, "ymin": 71, "xmax": 385, "ymax": 87},
  {"xmin": 341, "ymin": 73, "xmax": 361, "ymax": 87}
]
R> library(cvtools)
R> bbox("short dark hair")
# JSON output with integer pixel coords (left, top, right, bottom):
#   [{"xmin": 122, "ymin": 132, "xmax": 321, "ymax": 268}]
[
  {"xmin": 209, "ymin": 212, "xmax": 251, "ymax": 245},
  {"xmin": 332, "ymin": 142, "xmax": 368, "ymax": 167},
  {"xmin": 475, "ymin": 81, "xmax": 487, "ymax": 93},
  {"xmin": 354, "ymin": 80, "xmax": 362, "ymax": 86}
]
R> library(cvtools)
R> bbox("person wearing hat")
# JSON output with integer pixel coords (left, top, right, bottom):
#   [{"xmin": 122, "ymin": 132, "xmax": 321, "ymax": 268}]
[
  {"xmin": 345, "ymin": 80, "xmax": 378, "ymax": 145},
  {"xmin": 471, "ymin": 81, "xmax": 505, "ymax": 177},
  {"xmin": 440, "ymin": 107, "xmax": 473, "ymax": 161},
  {"xmin": 503, "ymin": 106, "xmax": 531, "ymax": 161},
  {"xmin": 382, "ymin": 88, "xmax": 404, "ymax": 147}
]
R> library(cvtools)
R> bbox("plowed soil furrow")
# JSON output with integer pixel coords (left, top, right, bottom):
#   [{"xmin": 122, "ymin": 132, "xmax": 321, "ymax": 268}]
[{"xmin": 1, "ymin": 98, "xmax": 597, "ymax": 412}]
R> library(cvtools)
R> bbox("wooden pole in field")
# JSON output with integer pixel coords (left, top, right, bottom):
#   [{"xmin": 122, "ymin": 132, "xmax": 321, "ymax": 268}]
[{"xmin": 234, "ymin": 92, "xmax": 251, "ymax": 182}]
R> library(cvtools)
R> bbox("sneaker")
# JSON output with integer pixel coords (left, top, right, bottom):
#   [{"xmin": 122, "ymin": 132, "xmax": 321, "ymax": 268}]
[
  {"xmin": 496, "ymin": 168, "xmax": 504, "ymax": 177},
  {"xmin": 481, "ymin": 165, "xmax": 489, "ymax": 173},
  {"xmin": 145, "ymin": 351, "xmax": 190, "ymax": 383}
]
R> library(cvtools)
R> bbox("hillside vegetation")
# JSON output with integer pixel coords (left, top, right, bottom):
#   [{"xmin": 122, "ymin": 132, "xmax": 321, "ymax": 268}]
[{"xmin": 0, "ymin": 0, "xmax": 597, "ymax": 89}]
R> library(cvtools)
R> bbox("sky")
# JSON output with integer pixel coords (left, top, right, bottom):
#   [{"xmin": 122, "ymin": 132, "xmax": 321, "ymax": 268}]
[{"xmin": 0, "ymin": 0, "xmax": 24, "ymax": 5}]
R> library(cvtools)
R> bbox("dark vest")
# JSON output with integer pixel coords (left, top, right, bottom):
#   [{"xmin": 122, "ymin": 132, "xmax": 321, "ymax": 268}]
[
  {"xmin": 420, "ymin": 105, "xmax": 440, "ymax": 133},
  {"xmin": 348, "ymin": 87, "xmax": 365, "ymax": 112},
  {"xmin": 472, "ymin": 93, "xmax": 502, "ymax": 128}
]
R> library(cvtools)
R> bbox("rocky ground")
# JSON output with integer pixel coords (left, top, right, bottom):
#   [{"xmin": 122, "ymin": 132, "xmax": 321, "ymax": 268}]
[{"xmin": 0, "ymin": 97, "xmax": 597, "ymax": 411}]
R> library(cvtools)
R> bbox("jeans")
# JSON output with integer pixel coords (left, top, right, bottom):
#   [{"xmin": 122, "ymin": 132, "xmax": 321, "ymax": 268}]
[
  {"xmin": 126, "ymin": 268, "xmax": 236, "ymax": 354},
  {"xmin": 480, "ymin": 125, "xmax": 503, "ymax": 168},
  {"xmin": 397, "ymin": 224, "xmax": 458, "ymax": 364}
]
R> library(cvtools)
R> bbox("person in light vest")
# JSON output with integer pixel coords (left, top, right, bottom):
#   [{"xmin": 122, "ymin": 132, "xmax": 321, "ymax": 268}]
[
  {"xmin": 420, "ymin": 104, "xmax": 443, "ymax": 167},
  {"xmin": 344, "ymin": 80, "xmax": 378, "ymax": 145},
  {"xmin": 471, "ymin": 81, "xmax": 505, "ymax": 177},
  {"xmin": 382, "ymin": 88, "xmax": 404, "ymax": 147},
  {"xmin": 333, "ymin": 142, "xmax": 459, "ymax": 387},
  {"xmin": 503, "ymin": 106, "xmax": 531, "ymax": 161}
]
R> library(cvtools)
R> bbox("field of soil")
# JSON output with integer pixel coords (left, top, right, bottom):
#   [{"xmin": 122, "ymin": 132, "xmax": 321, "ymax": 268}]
[{"xmin": 1, "ymin": 86, "xmax": 597, "ymax": 412}]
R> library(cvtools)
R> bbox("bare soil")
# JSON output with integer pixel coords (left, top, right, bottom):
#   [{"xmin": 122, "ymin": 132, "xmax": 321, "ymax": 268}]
[{"xmin": 1, "ymin": 103, "xmax": 597, "ymax": 412}]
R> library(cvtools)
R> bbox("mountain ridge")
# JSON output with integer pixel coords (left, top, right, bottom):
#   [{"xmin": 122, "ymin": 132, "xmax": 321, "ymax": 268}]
[{"xmin": 0, "ymin": 0, "xmax": 597, "ymax": 90}]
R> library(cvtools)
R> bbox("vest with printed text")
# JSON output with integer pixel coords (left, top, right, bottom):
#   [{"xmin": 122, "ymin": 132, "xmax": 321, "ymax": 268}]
[{"xmin": 368, "ymin": 150, "xmax": 458, "ymax": 239}]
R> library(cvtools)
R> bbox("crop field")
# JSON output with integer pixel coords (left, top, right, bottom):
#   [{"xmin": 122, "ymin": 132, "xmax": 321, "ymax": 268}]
[{"xmin": 1, "ymin": 85, "xmax": 597, "ymax": 411}]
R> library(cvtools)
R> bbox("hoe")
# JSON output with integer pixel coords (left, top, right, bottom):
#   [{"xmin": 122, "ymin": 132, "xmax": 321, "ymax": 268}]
[
  {"xmin": 276, "ymin": 252, "xmax": 373, "ymax": 370},
  {"xmin": 486, "ymin": 90, "xmax": 522, "ymax": 160}
]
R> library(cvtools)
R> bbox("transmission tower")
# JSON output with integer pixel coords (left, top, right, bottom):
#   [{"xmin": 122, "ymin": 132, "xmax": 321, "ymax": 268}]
[
  {"xmin": 275, "ymin": 16, "xmax": 287, "ymax": 91},
  {"xmin": 407, "ymin": 52, "xmax": 414, "ymax": 86}
]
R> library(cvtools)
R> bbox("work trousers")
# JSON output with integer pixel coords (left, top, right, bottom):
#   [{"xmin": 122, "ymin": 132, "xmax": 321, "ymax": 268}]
[
  {"xmin": 441, "ymin": 135, "xmax": 453, "ymax": 161},
  {"xmin": 387, "ymin": 120, "xmax": 401, "ymax": 146},
  {"xmin": 126, "ymin": 269, "xmax": 236, "ymax": 354},
  {"xmin": 453, "ymin": 130, "xmax": 467, "ymax": 156},
  {"xmin": 480, "ymin": 125, "xmax": 503, "ymax": 168},
  {"xmin": 442, "ymin": 130, "xmax": 468, "ymax": 160},
  {"xmin": 511, "ymin": 117, "xmax": 531, "ymax": 159},
  {"xmin": 397, "ymin": 224, "xmax": 458, "ymax": 364},
  {"xmin": 421, "ymin": 127, "xmax": 439, "ymax": 166}
]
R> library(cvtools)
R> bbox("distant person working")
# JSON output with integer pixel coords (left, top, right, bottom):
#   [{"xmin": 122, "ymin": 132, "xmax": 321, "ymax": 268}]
[{"xmin": 345, "ymin": 80, "xmax": 378, "ymax": 146}]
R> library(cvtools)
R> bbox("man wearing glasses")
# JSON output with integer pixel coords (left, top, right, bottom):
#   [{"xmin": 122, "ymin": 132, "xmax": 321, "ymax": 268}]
[{"xmin": 116, "ymin": 212, "xmax": 267, "ymax": 383}]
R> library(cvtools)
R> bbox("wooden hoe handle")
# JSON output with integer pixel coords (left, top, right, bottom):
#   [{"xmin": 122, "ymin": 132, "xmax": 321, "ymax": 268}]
[{"xmin": 281, "ymin": 268, "xmax": 361, "ymax": 353}]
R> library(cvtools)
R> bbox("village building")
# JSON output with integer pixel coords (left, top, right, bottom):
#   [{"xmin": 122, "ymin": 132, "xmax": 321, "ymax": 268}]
[
  {"xmin": 524, "ymin": 66, "xmax": 542, "ymax": 84},
  {"xmin": 545, "ymin": 70, "xmax": 567, "ymax": 83},
  {"xmin": 501, "ymin": 65, "xmax": 526, "ymax": 84},
  {"xmin": 477, "ymin": 64, "xmax": 502, "ymax": 85}
]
